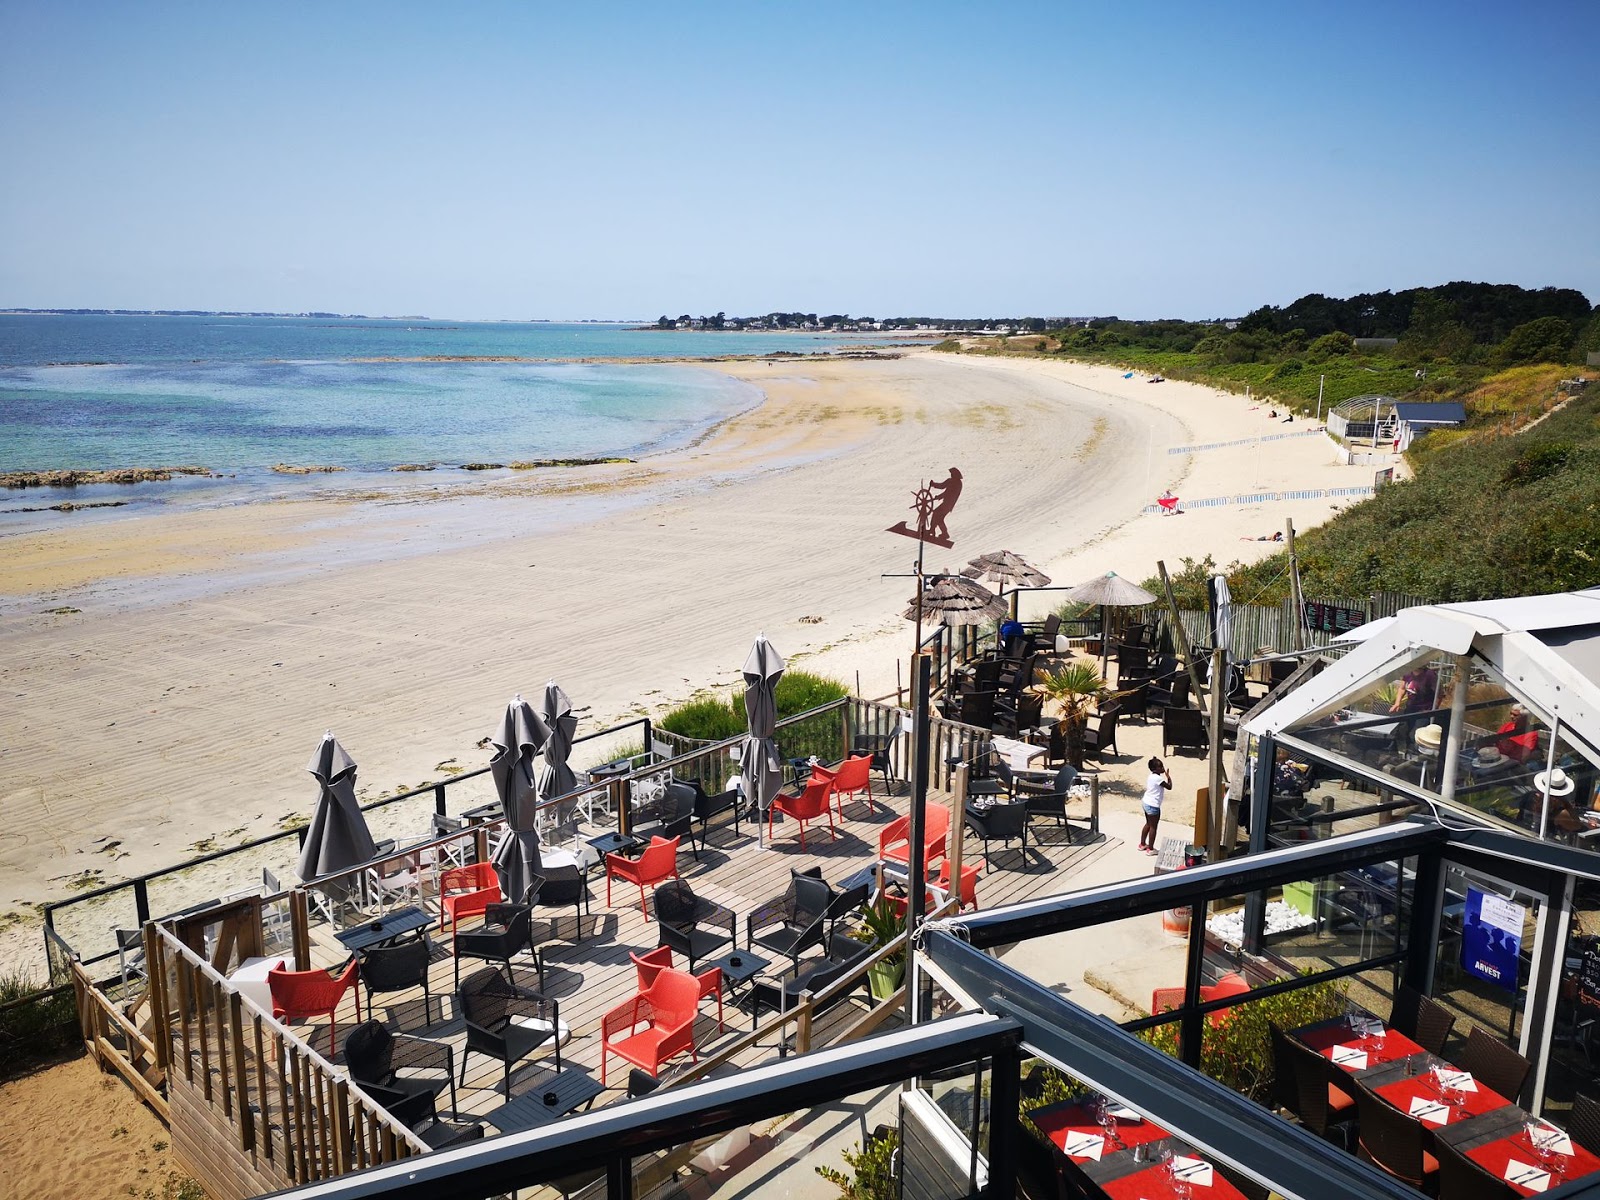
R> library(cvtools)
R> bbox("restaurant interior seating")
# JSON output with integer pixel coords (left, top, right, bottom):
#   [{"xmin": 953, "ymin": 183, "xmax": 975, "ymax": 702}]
[
  {"xmin": 1432, "ymin": 1136, "xmax": 1520, "ymax": 1200},
  {"xmin": 1269, "ymin": 1023, "xmax": 1355, "ymax": 1144},
  {"xmin": 1352, "ymin": 1079, "xmax": 1439, "ymax": 1189},
  {"xmin": 1388, "ymin": 983, "xmax": 1456, "ymax": 1057},
  {"xmin": 1456, "ymin": 1026, "xmax": 1533, "ymax": 1104}
]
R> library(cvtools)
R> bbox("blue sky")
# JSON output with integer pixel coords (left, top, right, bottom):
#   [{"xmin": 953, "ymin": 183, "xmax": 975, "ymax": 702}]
[{"xmin": 1, "ymin": 1, "xmax": 1595, "ymax": 320}]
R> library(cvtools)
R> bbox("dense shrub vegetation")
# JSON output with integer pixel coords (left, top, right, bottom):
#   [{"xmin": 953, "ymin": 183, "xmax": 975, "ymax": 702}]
[
  {"xmin": 971, "ymin": 281, "xmax": 1600, "ymax": 607},
  {"xmin": 656, "ymin": 669, "xmax": 850, "ymax": 741}
]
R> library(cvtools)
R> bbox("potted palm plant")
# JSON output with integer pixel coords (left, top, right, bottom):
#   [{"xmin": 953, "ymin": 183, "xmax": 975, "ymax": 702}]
[
  {"xmin": 853, "ymin": 896, "xmax": 908, "ymax": 1000},
  {"xmin": 1033, "ymin": 661, "xmax": 1113, "ymax": 768}
]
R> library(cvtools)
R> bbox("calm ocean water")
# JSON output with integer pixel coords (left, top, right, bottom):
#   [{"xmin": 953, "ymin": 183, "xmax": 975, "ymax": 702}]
[{"xmin": 0, "ymin": 315, "xmax": 895, "ymax": 476}]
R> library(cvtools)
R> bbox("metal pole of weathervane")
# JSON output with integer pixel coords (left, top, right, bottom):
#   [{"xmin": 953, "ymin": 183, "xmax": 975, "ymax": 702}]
[{"xmin": 884, "ymin": 468, "xmax": 965, "ymax": 951}]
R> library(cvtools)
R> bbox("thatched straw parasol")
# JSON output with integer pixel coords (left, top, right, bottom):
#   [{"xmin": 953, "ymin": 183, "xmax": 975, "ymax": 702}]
[
  {"xmin": 1063, "ymin": 571, "xmax": 1158, "ymax": 674},
  {"xmin": 963, "ymin": 549, "xmax": 1051, "ymax": 591},
  {"xmin": 906, "ymin": 572, "xmax": 1009, "ymax": 627}
]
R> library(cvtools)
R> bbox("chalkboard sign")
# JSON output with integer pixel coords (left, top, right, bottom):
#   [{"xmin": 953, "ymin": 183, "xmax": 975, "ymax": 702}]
[
  {"xmin": 1304, "ymin": 601, "xmax": 1367, "ymax": 634},
  {"xmin": 1579, "ymin": 947, "xmax": 1600, "ymax": 1010}
]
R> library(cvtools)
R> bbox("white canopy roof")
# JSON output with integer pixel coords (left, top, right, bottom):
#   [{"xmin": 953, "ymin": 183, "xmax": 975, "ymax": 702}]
[{"xmin": 1247, "ymin": 588, "xmax": 1600, "ymax": 760}]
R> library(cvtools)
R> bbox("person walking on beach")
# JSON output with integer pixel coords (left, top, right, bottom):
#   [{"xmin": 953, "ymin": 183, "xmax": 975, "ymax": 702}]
[{"xmin": 1138, "ymin": 756, "xmax": 1171, "ymax": 854}]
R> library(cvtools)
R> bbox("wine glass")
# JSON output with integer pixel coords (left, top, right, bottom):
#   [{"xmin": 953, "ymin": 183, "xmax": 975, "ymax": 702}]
[
  {"xmin": 1164, "ymin": 1153, "xmax": 1193, "ymax": 1200},
  {"xmin": 1095, "ymin": 1096, "xmax": 1122, "ymax": 1149}
]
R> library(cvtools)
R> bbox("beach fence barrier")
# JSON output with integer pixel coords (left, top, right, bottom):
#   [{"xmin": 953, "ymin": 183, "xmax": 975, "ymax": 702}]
[
  {"xmin": 1140, "ymin": 484, "xmax": 1375, "ymax": 515},
  {"xmin": 1166, "ymin": 428, "xmax": 1327, "ymax": 456}
]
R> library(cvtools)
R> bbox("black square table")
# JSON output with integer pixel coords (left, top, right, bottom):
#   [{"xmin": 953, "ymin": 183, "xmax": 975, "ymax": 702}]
[
  {"xmin": 485, "ymin": 1069, "xmax": 605, "ymax": 1132},
  {"xmin": 703, "ymin": 948, "xmax": 770, "ymax": 997},
  {"xmin": 335, "ymin": 905, "xmax": 433, "ymax": 954},
  {"xmin": 586, "ymin": 831, "xmax": 643, "ymax": 860}
]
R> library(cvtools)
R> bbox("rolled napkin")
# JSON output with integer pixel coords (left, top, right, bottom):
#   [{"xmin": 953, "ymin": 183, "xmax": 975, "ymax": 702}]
[
  {"xmin": 1408, "ymin": 1096, "xmax": 1450, "ymax": 1126},
  {"xmin": 1329, "ymin": 1045, "xmax": 1369, "ymax": 1069},
  {"xmin": 1060, "ymin": 1131, "xmax": 1104, "ymax": 1161},
  {"xmin": 1170, "ymin": 1156, "xmax": 1214, "ymax": 1187},
  {"xmin": 1503, "ymin": 1158, "xmax": 1550, "ymax": 1192}
]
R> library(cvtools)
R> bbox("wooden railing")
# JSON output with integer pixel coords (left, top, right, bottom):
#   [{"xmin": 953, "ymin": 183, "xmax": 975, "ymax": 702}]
[{"xmin": 150, "ymin": 925, "xmax": 426, "ymax": 1198}]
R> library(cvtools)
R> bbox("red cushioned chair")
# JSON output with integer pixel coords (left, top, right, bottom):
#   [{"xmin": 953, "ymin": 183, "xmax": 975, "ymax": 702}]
[
  {"xmin": 813, "ymin": 754, "xmax": 876, "ymax": 818},
  {"xmin": 605, "ymin": 835, "xmax": 680, "ymax": 919},
  {"xmin": 630, "ymin": 946, "xmax": 723, "ymax": 1031},
  {"xmin": 768, "ymin": 779, "xmax": 836, "ymax": 850},
  {"xmin": 600, "ymin": 966, "xmax": 702, "ymax": 1086},
  {"xmin": 269, "ymin": 959, "xmax": 362, "ymax": 1051}
]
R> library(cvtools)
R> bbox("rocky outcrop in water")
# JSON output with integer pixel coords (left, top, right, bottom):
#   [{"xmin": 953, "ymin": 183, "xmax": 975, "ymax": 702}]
[
  {"xmin": 270, "ymin": 464, "xmax": 346, "ymax": 474},
  {"xmin": 2, "ymin": 466, "xmax": 213, "ymax": 488}
]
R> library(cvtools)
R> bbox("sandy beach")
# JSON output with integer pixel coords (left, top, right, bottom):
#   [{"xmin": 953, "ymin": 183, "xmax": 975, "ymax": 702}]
[{"xmin": 0, "ymin": 351, "xmax": 1371, "ymax": 972}]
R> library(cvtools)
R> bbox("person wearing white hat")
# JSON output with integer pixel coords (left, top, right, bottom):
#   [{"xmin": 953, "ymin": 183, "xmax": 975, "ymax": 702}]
[{"xmin": 1528, "ymin": 767, "xmax": 1582, "ymax": 838}]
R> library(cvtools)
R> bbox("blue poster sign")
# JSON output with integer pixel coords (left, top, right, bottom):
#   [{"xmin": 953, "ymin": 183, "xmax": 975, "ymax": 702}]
[{"xmin": 1461, "ymin": 887, "xmax": 1524, "ymax": 991}]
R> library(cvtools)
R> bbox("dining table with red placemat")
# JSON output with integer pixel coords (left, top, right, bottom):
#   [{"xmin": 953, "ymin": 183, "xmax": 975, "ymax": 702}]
[
  {"xmin": 1029, "ymin": 1098, "xmax": 1247, "ymax": 1199},
  {"xmin": 1293, "ymin": 1010, "xmax": 1600, "ymax": 1195}
]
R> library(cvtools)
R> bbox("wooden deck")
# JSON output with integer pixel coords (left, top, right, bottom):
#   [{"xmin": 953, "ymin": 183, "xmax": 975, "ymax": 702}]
[{"xmin": 279, "ymin": 778, "xmax": 1118, "ymax": 1134}]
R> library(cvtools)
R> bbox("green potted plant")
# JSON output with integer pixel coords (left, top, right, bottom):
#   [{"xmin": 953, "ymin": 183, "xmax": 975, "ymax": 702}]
[
  {"xmin": 852, "ymin": 896, "xmax": 907, "ymax": 1001},
  {"xmin": 1033, "ymin": 661, "xmax": 1113, "ymax": 768}
]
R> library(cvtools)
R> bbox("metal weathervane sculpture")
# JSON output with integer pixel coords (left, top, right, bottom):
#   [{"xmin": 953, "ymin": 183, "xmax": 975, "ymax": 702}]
[{"xmin": 887, "ymin": 467, "xmax": 966, "ymax": 664}]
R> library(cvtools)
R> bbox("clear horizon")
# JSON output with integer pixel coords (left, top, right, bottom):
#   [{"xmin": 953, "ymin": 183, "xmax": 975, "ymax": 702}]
[{"xmin": 2, "ymin": 2, "xmax": 1596, "ymax": 321}]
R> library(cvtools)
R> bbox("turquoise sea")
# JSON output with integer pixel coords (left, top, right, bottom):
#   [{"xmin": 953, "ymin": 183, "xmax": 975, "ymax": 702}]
[{"xmin": 0, "ymin": 316, "xmax": 900, "ymax": 524}]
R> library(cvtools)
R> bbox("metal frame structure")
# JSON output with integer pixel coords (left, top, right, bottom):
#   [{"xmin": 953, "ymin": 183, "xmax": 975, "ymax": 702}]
[{"xmin": 253, "ymin": 1013, "xmax": 1022, "ymax": 1200}]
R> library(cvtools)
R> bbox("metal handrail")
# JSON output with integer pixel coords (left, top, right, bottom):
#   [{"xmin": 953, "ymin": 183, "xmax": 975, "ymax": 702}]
[{"xmin": 42, "ymin": 716, "xmax": 655, "ymax": 968}]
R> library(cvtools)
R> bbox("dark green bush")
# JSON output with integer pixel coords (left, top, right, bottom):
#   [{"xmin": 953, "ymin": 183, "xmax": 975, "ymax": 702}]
[
  {"xmin": 0, "ymin": 970, "xmax": 80, "ymax": 1076},
  {"xmin": 656, "ymin": 670, "xmax": 850, "ymax": 744}
]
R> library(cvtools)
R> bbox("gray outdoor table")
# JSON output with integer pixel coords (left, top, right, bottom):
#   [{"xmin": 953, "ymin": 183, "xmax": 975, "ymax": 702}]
[
  {"xmin": 485, "ymin": 1069, "xmax": 604, "ymax": 1132},
  {"xmin": 335, "ymin": 905, "xmax": 433, "ymax": 954}
]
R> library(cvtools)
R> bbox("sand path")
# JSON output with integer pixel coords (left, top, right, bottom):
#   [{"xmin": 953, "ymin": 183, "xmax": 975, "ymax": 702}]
[{"xmin": 0, "ymin": 352, "xmax": 1368, "ymax": 971}]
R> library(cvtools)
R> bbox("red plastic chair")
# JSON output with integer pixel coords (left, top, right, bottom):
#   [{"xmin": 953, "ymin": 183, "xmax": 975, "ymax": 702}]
[
  {"xmin": 934, "ymin": 859, "xmax": 982, "ymax": 912},
  {"xmin": 1151, "ymin": 971, "xmax": 1249, "ymax": 1023},
  {"xmin": 600, "ymin": 966, "xmax": 702, "ymax": 1086},
  {"xmin": 268, "ymin": 959, "xmax": 362, "ymax": 1050},
  {"xmin": 879, "ymin": 805, "xmax": 950, "ymax": 870},
  {"xmin": 769, "ymin": 779, "xmax": 836, "ymax": 849},
  {"xmin": 630, "ymin": 946, "xmax": 724, "ymax": 1031},
  {"xmin": 813, "ymin": 754, "xmax": 876, "ymax": 818},
  {"xmin": 440, "ymin": 863, "xmax": 502, "ymax": 932},
  {"xmin": 606, "ymin": 836, "xmax": 680, "ymax": 918}
]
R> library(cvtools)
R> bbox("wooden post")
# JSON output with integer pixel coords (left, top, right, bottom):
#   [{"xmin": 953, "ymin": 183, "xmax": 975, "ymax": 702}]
[
  {"xmin": 472, "ymin": 825, "xmax": 490, "ymax": 864},
  {"xmin": 229, "ymin": 991, "xmax": 253, "ymax": 1148},
  {"xmin": 1156, "ymin": 560, "xmax": 1210, "ymax": 719},
  {"xmin": 612, "ymin": 777, "xmax": 632, "ymax": 836},
  {"xmin": 1286, "ymin": 519, "xmax": 1306, "ymax": 652},
  {"xmin": 290, "ymin": 888, "xmax": 311, "ymax": 971},
  {"xmin": 795, "ymin": 994, "xmax": 814, "ymax": 1055},
  {"xmin": 1089, "ymin": 775, "xmax": 1100, "ymax": 834},
  {"xmin": 143, "ymin": 924, "xmax": 172, "ymax": 1077},
  {"xmin": 331, "ymin": 1079, "xmax": 354, "ymax": 1174},
  {"xmin": 947, "ymin": 762, "xmax": 969, "ymax": 903},
  {"xmin": 1207, "ymin": 647, "xmax": 1226, "ymax": 862}
]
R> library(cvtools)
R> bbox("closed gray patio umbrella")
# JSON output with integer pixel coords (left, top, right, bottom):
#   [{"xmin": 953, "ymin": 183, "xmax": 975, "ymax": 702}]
[
  {"xmin": 538, "ymin": 681, "xmax": 579, "ymax": 833},
  {"xmin": 490, "ymin": 694, "xmax": 550, "ymax": 905},
  {"xmin": 740, "ymin": 634, "xmax": 786, "ymax": 847},
  {"xmin": 297, "ymin": 732, "xmax": 378, "ymax": 895}
]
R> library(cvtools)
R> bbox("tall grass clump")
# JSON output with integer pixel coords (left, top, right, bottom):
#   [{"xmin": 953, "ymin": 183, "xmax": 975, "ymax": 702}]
[
  {"xmin": 1, "ymin": 969, "xmax": 80, "ymax": 1076},
  {"xmin": 656, "ymin": 670, "xmax": 850, "ymax": 743}
]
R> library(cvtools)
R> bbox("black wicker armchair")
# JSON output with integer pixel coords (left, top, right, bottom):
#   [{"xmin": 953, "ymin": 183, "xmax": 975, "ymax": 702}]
[
  {"xmin": 453, "ymin": 902, "xmax": 540, "ymax": 989},
  {"xmin": 747, "ymin": 874, "xmax": 831, "ymax": 970},
  {"xmin": 343, "ymin": 1019, "xmax": 457, "ymax": 1117},
  {"xmin": 457, "ymin": 966, "xmax": 561, "ymax": 1094},
  {"xmin": 652, "ymin": 879, "xmax": 736, "ymax": 971},
  {"xmin": 357, "ymin": 936, "xmax": 437, "ymax": 1027}
]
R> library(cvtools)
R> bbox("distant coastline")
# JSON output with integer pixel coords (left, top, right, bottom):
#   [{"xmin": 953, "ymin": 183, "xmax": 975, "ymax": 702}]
[{"xmin": 0, "ymin": 308, "xmax": 429, "ymax": 320}]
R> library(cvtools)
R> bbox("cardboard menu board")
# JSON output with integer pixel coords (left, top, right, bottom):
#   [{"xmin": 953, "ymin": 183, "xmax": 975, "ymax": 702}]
[{"xmin": 1462, "ymin": 887, "xmax": 1524, "ymax": 991}]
